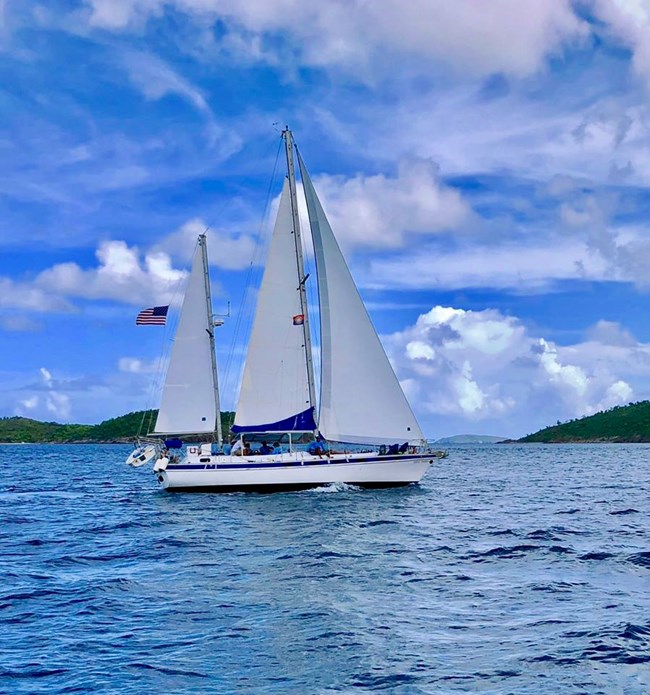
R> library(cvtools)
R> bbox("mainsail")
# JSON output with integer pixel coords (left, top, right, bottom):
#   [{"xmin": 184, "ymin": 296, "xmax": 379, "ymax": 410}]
[
  {"xmin": 297, "ymin": 151, "xmax": 425, "ymax": 445},
  {"xmin": 232, "ymin": 181, "xmax": 315, "ymax": 432},
  {"xmin": 154, "ymin": 239, "xmax": 218, "ymax": 435}
]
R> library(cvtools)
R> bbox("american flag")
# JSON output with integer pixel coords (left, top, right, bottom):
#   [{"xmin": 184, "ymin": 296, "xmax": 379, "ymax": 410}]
[{"xmin": 136, "ymin": 306, "xmax": 169, "ymax": 325}]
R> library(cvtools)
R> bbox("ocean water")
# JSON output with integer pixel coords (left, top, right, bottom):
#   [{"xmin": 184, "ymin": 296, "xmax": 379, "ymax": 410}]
[{"xmin": 1, "ymin": 444, "xmax": 649, "ymax": 694}]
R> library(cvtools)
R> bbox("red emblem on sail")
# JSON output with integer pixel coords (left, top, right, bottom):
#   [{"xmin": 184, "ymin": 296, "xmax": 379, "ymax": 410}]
[{"xmin": 292, "ymin": 314, "xmax": 305, "ymax": 325}]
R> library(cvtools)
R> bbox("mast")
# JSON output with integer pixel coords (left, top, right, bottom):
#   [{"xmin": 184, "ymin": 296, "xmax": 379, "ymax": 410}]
[
  {"xmin": 199, "ymin": 233, "xmax": 223, "ymax": 446},
  {"xmin": 282, "ymin": 127, "xmax": 318, "ymax": 431}
]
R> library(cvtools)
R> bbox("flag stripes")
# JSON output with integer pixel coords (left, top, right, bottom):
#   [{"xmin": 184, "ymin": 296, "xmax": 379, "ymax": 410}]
[{"xmin": 136, "ymin": 306, "xmax": 169, "ymax": 325}]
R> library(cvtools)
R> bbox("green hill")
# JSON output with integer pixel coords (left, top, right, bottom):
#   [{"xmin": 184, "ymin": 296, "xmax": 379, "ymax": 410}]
[
  {"xmin": 0, "ymin": 410, "xmax": 235, "ymax": 443},
  {"xmin": 519, "ymin": 401, "xmax": 650, "ymax": 443}
]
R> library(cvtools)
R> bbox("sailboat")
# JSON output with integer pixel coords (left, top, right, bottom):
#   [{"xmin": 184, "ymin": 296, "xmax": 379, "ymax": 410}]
[{"xmin": 126, "ymin": 128, "xmax": 436, "ymax": 491}]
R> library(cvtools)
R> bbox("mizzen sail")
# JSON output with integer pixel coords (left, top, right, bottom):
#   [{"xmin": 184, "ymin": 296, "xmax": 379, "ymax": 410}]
[{"xmin": 154, "ymin": 240, "xmax": 218, "ymax": 435}]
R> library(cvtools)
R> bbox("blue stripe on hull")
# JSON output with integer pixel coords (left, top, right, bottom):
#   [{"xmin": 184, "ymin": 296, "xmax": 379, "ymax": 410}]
[{"xmin": 171, "ymin": 453, "xmax": 434, "ymax": 471}]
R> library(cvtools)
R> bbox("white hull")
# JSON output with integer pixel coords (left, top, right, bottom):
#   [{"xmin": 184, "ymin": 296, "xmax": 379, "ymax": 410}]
[{"xmin": 156, "ymin": 451, "xmax": 433, "ymax": 492}]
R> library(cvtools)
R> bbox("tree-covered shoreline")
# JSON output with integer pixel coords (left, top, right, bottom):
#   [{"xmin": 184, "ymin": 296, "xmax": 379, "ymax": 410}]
[
  {"xmin": 519, "ymin": 401, "xmax": 650, "ymax": 443},
  {"xmin": 4, "ymin": 401, "xmax": 650, "ymax": 444},
  {"xmin": 0, "ymin": 410, "xmax": 235, "ymax": 443}
]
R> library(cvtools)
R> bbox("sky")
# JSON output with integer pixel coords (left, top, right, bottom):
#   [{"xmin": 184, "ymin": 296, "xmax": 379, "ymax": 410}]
[{"xmin": 4, "ymin": 0, "xmax": 650, "ymax": 439}]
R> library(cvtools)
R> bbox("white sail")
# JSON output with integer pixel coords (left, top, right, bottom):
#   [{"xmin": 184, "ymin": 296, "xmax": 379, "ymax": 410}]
[
  {"xmin": 154, "ymin": 242, "xmax": 217, "ymax": 434},
  {"xmin": 297, "ymin": 153, "xmax": 425, "ymax": 445},
  {"xmin": 233, "ymin": 180, "xmax": 315, "ymax": 432}
]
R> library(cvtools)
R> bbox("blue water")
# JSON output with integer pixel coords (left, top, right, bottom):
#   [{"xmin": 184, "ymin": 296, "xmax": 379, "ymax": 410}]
[{"xmin": 1, "ymin": 444, "xmax": 649, "ymax": 694}]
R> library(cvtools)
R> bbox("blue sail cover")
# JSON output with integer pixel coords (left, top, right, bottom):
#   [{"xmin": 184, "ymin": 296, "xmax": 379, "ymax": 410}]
[{"xmin": 231, "ymin": 407, "xmax": 316, "ymax": 433}]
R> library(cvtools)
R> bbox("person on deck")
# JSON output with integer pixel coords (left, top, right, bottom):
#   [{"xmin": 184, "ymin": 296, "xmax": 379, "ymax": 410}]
[
  {"xmin": 259, "ymin": 441, "xmax": 273, "ymax": 455},
  {"xmin": 307, "ymin": 435, "xmax": 329, "ymax": 457}
]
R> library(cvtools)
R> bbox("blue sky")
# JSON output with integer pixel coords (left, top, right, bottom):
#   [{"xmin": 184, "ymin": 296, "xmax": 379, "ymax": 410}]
[{"xmin": 4, "ymin": 0, "xmax": 650, "ymax": 438}]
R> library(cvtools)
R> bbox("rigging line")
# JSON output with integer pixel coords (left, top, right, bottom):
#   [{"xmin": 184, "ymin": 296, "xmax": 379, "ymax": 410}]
[
  {"xmin": 221, "ymin": 135, "xmax": 283, "ymax": 408},
  {"xmin": 208, "ymin": 133, "xmax": 282, "ymax": 404},
  {"xmin": 194, "ymin": 133, "xmax": 286, "ymax": 273}
]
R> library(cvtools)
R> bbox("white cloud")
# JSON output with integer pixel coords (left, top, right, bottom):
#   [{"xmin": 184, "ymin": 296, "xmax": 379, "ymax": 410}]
[
  {"xmin": 19, "ymin": 395, "xmax": 39, "ymax": 410},
  {"xmin": 121, "ymin": 50, "xmax": 210, "ymax": 114},
  {"xmin": 118, "ymin": 357, "xmax": 160, "ymax": 373},
  {"xmin": 45, "ymin": 390, "xmax": 71, "ymax": 419},
  {"xmin": 7, "ymin": 363, "xmax": 164, "ymax": 425},
  {"xmin": 83, "ymin": 0, "xmax": 587, "ymax": 79},
  {"xmin": 0, "ymin": 241, "xmax": 188, "ymax": 314},
  {"xmin": 455, "ymin": 360, "xmax": 487, "ymax": 414},
  {"xmin": 40, "ymin": 367, "xmax": 53, "ymax": 387},
  {"xmin": 0, "ymin": 278, "xmax": 75, "ymax": 313},
  {"xmin": 587, "ymin": 319, "xmax": 637, "ymax": 347},
  {"xmin": 16, "ymin": 367, "xmax": 72, "ymax": 420},
  {"xmin": 35, "ymin": 240, "xmax": 187, "ymax": 305},
  {"xmin": 364, "ymin": 239, "xmax": 609, "ymax": 292},
  {"xmin": 311, "ymin": 158, "xmax": 470, "ymax": 250},
  {"xmin": 351, "ymin": 85, "xmax": 650, "ymax": 191},
  {"xmin": 537, "ymin": 338, "xmax": 589, "ymax": 396},
  {"xmin": 595, "ymin": 0, "xmax": 650, "ymax": 89},
  {"xmin": 157, "ymin": 218, "xmax": 259, "ymax": 270},
  {"xmin": 83, "ymin": 0, "xmax": 157, "ymax": 29},
  {"xmin": 558, "ymin": 189, "xmax": 650, "ymax": 287},
  {"xmin": 598, "ymin": 379, "xmax": 634, "ymax": 411},
  {"xmin": 384, "ymin": 306, "xmax": 640, "ymax": 436}
]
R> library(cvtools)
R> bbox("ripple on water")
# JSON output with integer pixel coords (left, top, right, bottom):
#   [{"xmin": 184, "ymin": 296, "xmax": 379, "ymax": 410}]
[{"xmin": 1, "ymin": 442, "xmax": 649, "ymax": 694}]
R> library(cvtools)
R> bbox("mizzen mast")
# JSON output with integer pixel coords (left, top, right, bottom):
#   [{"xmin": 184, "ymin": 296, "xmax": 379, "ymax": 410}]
[{"xmin": 199, "ymin": 233, "xmax": 223, "ymax": 446}]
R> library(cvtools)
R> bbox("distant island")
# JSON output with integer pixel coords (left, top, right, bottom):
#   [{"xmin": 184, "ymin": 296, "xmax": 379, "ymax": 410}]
[
  {"xmin": 519, "ymin": 400, "xmax": 650, "ymax": 443},
  {"xmin": 0, "ymin": 410, "xmax": 235, "ymax": 444},
  {"xmin": 435, "ymin": 434, "xmax": 507, "ymax": 444}
]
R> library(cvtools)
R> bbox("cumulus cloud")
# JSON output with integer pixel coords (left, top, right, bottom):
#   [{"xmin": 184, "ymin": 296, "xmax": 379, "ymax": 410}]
[
  {"xmin": 18, "ymin": 395, "xmax": 39, "ymax": 411},
  {"xmin": 35, "ymin": 240, "xmax": 186, "ymax": 306},
  {"xmin": 587, "ymin": 319, "xmax": 637, "ymax": 347},
  {"xmin": 384, "ymin": 306, "xmax": 639, "ymax": 436},
  {"xmin": 156, "ymin": 218, "xmax": 259, "ymax": 270},
  {"xmin": 0, "ymin": 215, "xmax": 260, "ymax": 316},
  {"xmin": 83, "ymin": 0, "xmax": 587, "ymax": 80},
  {"xmin": 557, "ymin": 186, "xmax": 650, "ymax": 287},
  {"xmin": 15, "ymin": 367, "xmax": 72, "ymax": 420},
  {"xmin": 0, "ymin": 278, "xmax": 75, "ymax": 313},
  {"xmin": 0, "ymin": 239, "xmax": 191, "ymax": 315},
  {"xmin": 595, "ymin": 0, "xmax": 650, "ymax": 90},
  {"xmin": 311, "ymin": 158, "xmax": 470, "ymax": 249},
  {"xmin": 6, "ymin": 357, "xmax": 174, "ymax": 425},
  {"xmin": 536, "ymin": 338, "xmax": 589, "ymax": 397}
]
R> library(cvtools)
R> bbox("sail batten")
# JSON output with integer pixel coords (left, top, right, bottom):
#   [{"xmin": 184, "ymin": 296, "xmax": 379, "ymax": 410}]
[
  {"xmin": 154, "ymin": 242, "xmax": 217, "ymax": 435},
  {"xmin": 297, "ymin": 151, "xmax": 425, "ymax": 445}
]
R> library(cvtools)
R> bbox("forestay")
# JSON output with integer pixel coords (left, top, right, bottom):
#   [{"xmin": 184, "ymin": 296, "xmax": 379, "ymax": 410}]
[
  {"xmin": 233, "ymin": 181, "xmax": 315, "ymax": 433},
  {"xmin": 297, "ymin": 152, "xmax": 424, "ymax": 445},
  {"xmin": 154, "ymin": 243, "xmax": 217, "ymax": 434}
]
